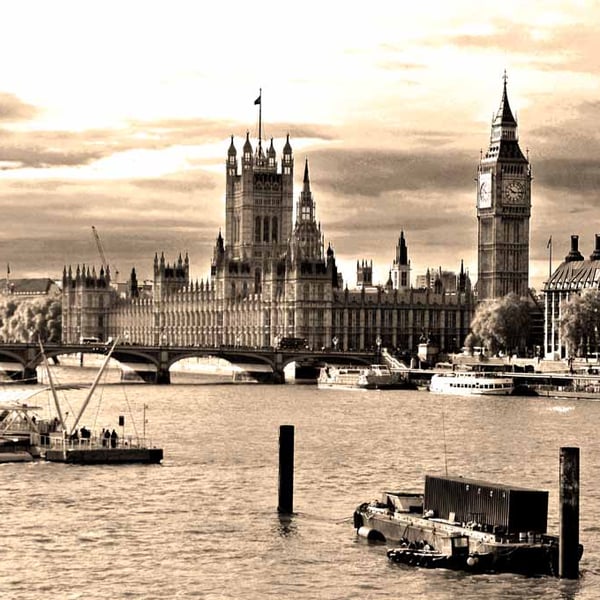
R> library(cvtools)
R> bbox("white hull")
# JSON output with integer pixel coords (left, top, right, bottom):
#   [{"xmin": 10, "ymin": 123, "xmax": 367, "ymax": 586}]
[
  {"xmin": 317, "ymin": 364, "xmax": 400, "ymax": 390},
  {"xmin": 429, "ymin": 373, "xmax": 513, "ymax": 395}
]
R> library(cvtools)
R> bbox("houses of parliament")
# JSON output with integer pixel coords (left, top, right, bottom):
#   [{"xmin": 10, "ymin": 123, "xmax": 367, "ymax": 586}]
[{"xmin": 61, "ymin": 78, "xmax": 532, "ymax": 354}]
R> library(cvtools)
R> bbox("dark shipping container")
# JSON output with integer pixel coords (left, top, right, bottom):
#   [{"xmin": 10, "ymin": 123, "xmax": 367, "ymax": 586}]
[{"xmin": 424, "ymin": 475, "xmax": 548, "ymax": 534}]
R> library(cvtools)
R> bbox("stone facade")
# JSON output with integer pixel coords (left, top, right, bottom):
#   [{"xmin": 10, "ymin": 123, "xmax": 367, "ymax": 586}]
[
  {"xmin": 62, "ymin": 117, "xmax": 476, "ymax": 354},
  {"xmin": 543, "ymin": 234, "xmax": 600, "ymax": 359},
  {"xmin": 477, "ymin": 75, "xmax": 532, "ymax": 301}
]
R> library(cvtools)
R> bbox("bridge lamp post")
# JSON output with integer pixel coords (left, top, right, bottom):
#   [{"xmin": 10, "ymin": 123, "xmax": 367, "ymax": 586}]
[
  {"xmin": 376, "ymin": 336, "xmax": 382, "ymax": 360},
  {"xmin": 332, "ymin": 336, "xmax": 338, "ymax": 351}
]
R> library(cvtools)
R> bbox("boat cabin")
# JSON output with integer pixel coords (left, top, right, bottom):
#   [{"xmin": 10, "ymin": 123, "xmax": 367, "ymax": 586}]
[{"xmin": 423, "ymin": 475, "xmax": 548, "ymax": 535}]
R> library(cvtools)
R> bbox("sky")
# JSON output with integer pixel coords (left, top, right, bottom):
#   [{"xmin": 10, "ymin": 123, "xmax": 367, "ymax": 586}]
[{"xmin": 1, "ymin": 0, "xmax": 599, "ymax": 292}]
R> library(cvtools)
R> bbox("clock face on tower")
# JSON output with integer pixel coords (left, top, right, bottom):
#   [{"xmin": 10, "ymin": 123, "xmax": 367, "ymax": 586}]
[
  {"xmin": 478, "ymin": 172, "xmax": 492, "ymax": 208},
  {"xmin": 504, "ymin": 180, "xmax": 525, "ymax": 203}
]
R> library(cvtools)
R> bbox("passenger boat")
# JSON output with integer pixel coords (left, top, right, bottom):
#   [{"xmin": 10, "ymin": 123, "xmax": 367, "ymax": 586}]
[
  {"xmin": 0, "ymin": 387, "xmax": 72, "ymax": 462},
  {"xmin": 39, "ymin": 340, "xmax": 163, "ymax": 465},
  {"xmin": 353, "ymin": 474, "xmax": 583, "ymax": 576},
  {"xmin": 0, "ymin": 397, "xmax": 44, "ymax": 462},
  {"xmin": 429, "ymin": 371, "xmax": 513, "ymax": 395},
  {"xmin": 317, "ymin": 364, "xmax": 414, "ymax": 390}
]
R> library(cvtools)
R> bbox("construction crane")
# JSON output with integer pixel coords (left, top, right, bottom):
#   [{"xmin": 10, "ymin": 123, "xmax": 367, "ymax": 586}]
[
  {"xmin": 91, "ymin": 226, "xmax": 118, "ymax": 282},
  {"xmin": 91, "ymin": 226, "xmax": 108, "ymax": 268}
]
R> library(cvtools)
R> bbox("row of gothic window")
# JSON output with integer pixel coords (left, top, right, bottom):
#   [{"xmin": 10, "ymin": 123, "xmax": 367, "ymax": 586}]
[{"xmin": 255, "ymin": 216, "xmax": 279, "ymax": 243}]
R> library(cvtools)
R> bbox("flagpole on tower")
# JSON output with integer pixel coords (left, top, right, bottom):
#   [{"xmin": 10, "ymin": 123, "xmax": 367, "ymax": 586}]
[
  {"xmin": 547, "ymin": 236, "xmax": 553, "ymax": 279},
  {"xmin": 254, "ymin": 88, "xmax": 262, "ymax": 151}
]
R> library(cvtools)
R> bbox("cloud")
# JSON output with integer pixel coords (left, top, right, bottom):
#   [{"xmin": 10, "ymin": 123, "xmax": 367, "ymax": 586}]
[
  {"xmin": 131, "ymin": 172, "xmax": 218, "ymax": 193},
  {"xmin": 0, "ymin": 145, "xmax": 104, "ymax": 169},
  {"xmin": 308, "ymin": 147, "xmax": 475, "ymax": 197},
  {"xmin": 535, "ymin": 158, "xmax": 600, "ymax": 196},
  {"xmin": 0, "ymin": 117, "xmax": 338, "ymax": 171},
  {"xmin": 0, "ymin": 93, "xmax": 37, "ymax": 121}
]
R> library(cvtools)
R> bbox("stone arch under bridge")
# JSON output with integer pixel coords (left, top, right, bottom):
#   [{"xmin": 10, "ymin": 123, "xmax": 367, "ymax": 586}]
[{"xmin": 0, "ymin": 343, "xmax": 377, "ymax": 384}]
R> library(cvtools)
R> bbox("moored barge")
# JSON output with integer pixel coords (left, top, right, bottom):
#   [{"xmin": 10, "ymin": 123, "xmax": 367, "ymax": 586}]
[{"xmin": 354, "ymin": 474, "xmax": 583, "ymax": 576}]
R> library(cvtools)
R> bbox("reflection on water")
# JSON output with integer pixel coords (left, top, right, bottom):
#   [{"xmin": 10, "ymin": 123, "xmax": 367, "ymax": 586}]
[
  {"xmin": 1, "ymin": 369, "xmax": 599, "ymax": 599},
  {"xmin": 277, "ymin": 514, "xmax": 298, "ymax": 538}
]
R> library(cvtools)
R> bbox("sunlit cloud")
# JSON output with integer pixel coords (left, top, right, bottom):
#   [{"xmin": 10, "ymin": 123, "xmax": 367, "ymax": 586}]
[{"xmin": 0, "ymin": 0, "xmax": 598, "ymax": 292}]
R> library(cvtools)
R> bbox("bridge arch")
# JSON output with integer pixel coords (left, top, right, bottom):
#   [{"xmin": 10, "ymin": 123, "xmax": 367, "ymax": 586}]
[{"xmin": 0, "ymin": 343, "xmax": 378, "ymax": 384}]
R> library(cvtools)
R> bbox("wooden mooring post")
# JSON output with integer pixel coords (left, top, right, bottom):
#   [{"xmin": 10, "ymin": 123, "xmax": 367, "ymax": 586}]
[
  {"xmin": 278, "ymin": 425, "xmax": 294, "ymax": 514},
  {"xmin": 559, "ymin": 446, "xmax": 580, "ymax": 579}
]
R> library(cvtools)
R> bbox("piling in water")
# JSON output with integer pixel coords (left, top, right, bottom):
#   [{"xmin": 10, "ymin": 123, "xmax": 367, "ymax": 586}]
[
  {"xmin": 559, "ymin": 446, "xmax": 580, "ymax": 579},
  {"xmin": 278, "ymin": 425, "xmax": 294, "ymax": 514}
]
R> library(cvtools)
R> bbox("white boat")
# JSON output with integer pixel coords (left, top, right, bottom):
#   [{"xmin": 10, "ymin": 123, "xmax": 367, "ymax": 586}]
[
  {"xmin": 429, "ymin": 371, "xmax": 513, "ymax": 395},
  {"xmin": 0, "ymin": 387, "xmax": 77, "ymax": 462},
  {"xmin": 317, "ymin": 364, "xmax": 413, "ymax": 390},
  {"xmin": 0, "ymin": 397, "xmax": 44, "ymax": 461}
]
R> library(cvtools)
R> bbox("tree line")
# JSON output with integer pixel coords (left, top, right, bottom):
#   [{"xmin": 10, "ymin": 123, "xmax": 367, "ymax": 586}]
[
  {"xmin": 0, "ymin": 296, "xmax": 62, "ymax": 343},
  {"xmin": 0, "ymin": 288, "xmax": 596, "ymax": 356},
  {"xmin": 465, "ymin": 289, "xmax": 600, "ymax": 358}
]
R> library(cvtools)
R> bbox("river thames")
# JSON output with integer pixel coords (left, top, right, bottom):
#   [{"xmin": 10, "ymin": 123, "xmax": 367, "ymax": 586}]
[{"xmin": 1, "ymin": 367, "xmax": 600, "ymax": 599}]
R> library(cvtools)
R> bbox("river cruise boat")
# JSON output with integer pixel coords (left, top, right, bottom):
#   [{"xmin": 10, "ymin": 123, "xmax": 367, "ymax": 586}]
[
  {"xmin": 429, "ymin": 371, "xmax": 513, "ymax": 395},
  {"xmin": 0, "ymin": 398, "xmax": 45, "ymax": 462},
  {"xmin": 354, "ymin": 474, "xmax": 583, "ymax": 576},
  {"xmin": 317, "ymin": 364, "xmax": 413, "ymax": 390}
]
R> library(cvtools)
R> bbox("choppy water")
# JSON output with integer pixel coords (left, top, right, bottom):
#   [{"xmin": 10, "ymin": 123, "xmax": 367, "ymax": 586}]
[{"xmin": 1, "ymin": 367, "xmax": 600, "ymax": 599}]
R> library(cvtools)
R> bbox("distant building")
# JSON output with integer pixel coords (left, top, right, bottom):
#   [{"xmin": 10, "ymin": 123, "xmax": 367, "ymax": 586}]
[
  {"xmin": 543, "ymin": 234, "xmax": 600, "ymax": 359},
  {"xmin": 2, "ymin": 277, "xmax": 61, "ymax": 298},
  {"xmin": 390, "ymin": 231, "xmax": 411, "ymax": 291},
  {"xmin": 415, "ymin": 267, "xmax": 465, "ymax": 294}
]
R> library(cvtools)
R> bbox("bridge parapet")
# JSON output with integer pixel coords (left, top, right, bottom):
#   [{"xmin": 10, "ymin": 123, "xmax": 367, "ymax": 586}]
[{"xmin": 0, "ymin": 343, "xmax": 377, "ymax": 384}]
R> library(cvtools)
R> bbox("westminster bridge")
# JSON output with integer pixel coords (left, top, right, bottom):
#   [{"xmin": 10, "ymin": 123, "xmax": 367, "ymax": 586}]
[{"xmin": 0, "ymin": 342, "xmax": 380, "ymax": 384}]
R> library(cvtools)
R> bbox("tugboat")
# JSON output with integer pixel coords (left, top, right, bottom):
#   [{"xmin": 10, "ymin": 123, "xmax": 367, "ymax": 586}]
[{"xmin": 353, "ymin": 474, "xmax": 583, "ymax": 576}]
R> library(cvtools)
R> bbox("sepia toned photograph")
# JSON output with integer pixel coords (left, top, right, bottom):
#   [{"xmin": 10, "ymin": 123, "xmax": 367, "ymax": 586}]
[{"xmin": 0, "ymin": 1, "xmax": 598, "ymax": 598}]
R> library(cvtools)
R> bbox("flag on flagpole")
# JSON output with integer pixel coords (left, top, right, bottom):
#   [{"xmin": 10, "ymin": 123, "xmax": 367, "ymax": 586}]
[
  {"xmin": 254, "ymin": 94, "xmax": 261, "ymax": 105},
  {"xmin": 547, "ymin": 236, "xmax": 552, "ymax": 249},
  {"xmin": 6, "ymin": 263, "xmax": 9, "ymax": 275}
]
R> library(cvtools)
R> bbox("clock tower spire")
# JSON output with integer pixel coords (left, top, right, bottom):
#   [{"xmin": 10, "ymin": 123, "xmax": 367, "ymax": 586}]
[{"xmin": 477, "ymin": 72, "xmax": 531, "ymax": 301}]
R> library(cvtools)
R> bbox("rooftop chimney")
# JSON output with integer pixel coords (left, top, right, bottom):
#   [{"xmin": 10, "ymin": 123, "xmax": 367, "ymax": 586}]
[
  {"xmin": 565, "ymin": 235, "xmax": 584, "ymax": 262},
  {"xmin": 590, "ymin": 234, "xmax": 600, "ymax": 261}
]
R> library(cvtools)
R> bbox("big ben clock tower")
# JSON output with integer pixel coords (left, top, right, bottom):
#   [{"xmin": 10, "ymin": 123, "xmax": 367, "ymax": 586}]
[{"xmin": 477, "ymin": 73, "xmax": 531, "ymax": 301}]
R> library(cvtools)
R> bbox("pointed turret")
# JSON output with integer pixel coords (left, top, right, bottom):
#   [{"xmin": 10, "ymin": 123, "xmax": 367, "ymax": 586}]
[
  {"xmin": 130, "ymin": 267, "xmax": 139, "ymax": 298},
  {"xmin": 243, "ymin": 131, "xmax": 253, "ymax": 169},
  {"xmin": 228, "ymin": 135, "xmax": 237, "ymax": 158},
  {"xmin": 488, "ymin": 71, "xmax": 525, "ymax": 158},
  {"xmin": 494, "ymin": 71, "xmax": 518, "ymax": 128},
  {"xmin": 303, "ymin": 157, "xmax": 310, "ymax": 190},
  {"xmin": 391, "ymin": 230, "xmax": 411, "ymax": 290},
  {"xmin": 226, "ymin": 135, "xmax": 238, "ymax": 177}
]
